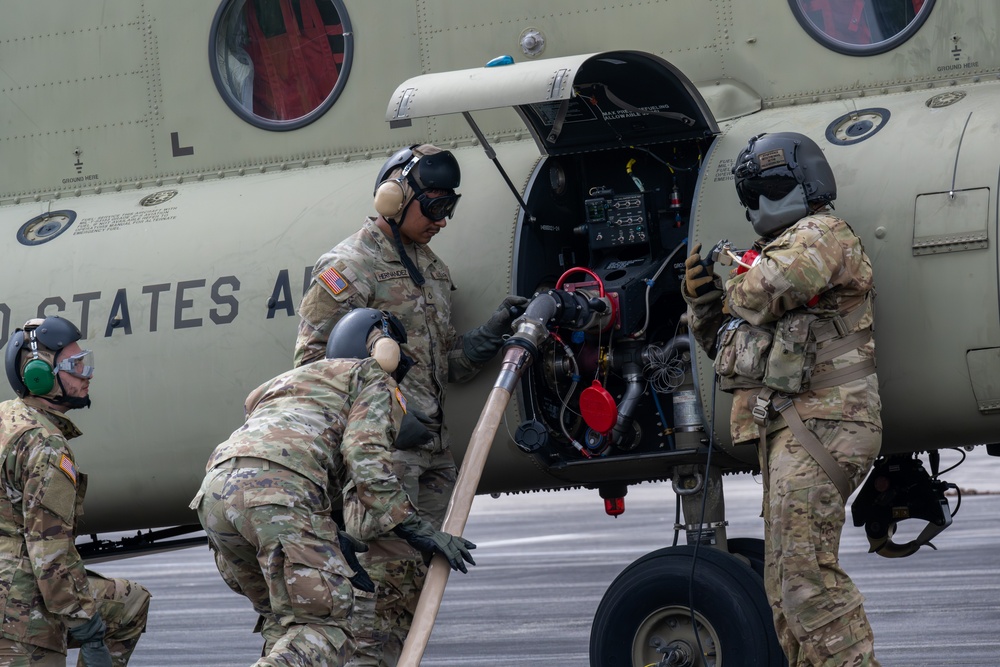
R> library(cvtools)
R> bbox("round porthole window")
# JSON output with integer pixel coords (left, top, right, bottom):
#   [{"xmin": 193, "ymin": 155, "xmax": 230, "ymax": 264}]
[
  {"xmin": 210, "ymin": 0, "xmax": 354, "ymax": 130},
  {"xmin": 789, "ymin": 0, "xmax": 935, "ymax": 56}
]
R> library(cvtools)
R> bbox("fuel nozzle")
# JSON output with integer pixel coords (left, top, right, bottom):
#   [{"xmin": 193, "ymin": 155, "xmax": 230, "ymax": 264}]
[
  {"xmin": 504, "ymin": 288, "xmax": 614, "ymax": 358},
  {"xmin": 699, "ymin": 238, "xmax": 733, "ymax": 271}
]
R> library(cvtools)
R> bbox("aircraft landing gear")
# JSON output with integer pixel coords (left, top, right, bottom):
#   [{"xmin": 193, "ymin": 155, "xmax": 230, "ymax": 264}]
[{"xmin": 589, "ymin": 544, "xmax": 786, "ymax": 667}]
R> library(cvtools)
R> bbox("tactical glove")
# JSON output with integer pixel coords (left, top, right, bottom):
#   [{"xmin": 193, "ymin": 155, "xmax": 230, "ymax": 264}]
[
  {"xmin": 392, "ymin": 514, "xmax": 477, "ymax": 573},
  {"xmin": 337, "ymin": 531, "xmax": 376, "ymax": 593},
  {"xmin": 69, "ymin": 614, "xmax": 113, "ymax": 667},
  {"xmin": 395, "ymin": 408, "xmax": 433, "ymax": 450},
  {"xmin": 684, "ymin": 243, "xmax": 720, "ymax": 299},
  {"xmin": 463, "ymin": 295, "xmax": 531, "ymax": 364}
]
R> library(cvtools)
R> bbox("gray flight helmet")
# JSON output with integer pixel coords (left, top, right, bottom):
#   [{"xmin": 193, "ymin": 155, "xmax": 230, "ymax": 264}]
[{"xmin": 732, "ymin": 132, "xmax": 836, "ymax": 237}]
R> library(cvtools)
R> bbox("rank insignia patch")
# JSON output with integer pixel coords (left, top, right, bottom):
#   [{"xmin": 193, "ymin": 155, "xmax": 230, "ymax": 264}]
[{"xmin": 318, "ymin": 267, "xmax": 349, "ymax": 295}]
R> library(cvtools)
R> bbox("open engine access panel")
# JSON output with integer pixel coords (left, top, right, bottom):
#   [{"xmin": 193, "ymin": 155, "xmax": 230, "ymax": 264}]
[{"xmin": 387, "ymin": 51, "xmax": 738, "ymax": 487}]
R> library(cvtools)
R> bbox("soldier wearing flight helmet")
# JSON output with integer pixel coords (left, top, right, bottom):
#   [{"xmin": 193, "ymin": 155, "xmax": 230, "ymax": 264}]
[
  {"xmin": 0, "ymin": 316, "xmax": 151, "ymax": 666},
  {"xmin": 293, "ymin": 144, "xmax": 525, "ymax": 666},
  {"xmin": 192, "ymin": 308, "xmax": 474, "ymax": 667},
  {"xmin": 683, "ymin": 132, "xmax": 882, "ymax": 666}
]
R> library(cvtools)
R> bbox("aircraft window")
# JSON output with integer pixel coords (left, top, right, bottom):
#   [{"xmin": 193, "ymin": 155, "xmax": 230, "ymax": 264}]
[
  {"xmin": 789, "ymin": 0, "xmax": 935, "ymax": 55},
  {"xmin": 210, "ymin": 0, "xmax": 353, "ymax": 130}
]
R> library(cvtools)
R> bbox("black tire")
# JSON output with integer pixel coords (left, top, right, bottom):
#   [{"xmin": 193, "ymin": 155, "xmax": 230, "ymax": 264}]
[
  {"xmin": 727, "ymin": 537, "xmax": 766, "ymax": 578},
  {"xmin": 590, "ymin": 545, "xmax": 785, "ymax": 667}
]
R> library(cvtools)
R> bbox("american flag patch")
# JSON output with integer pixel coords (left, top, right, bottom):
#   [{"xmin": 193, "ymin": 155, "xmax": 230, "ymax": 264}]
[
  {"xmin": 58, "ymin": 454, "xmax": 77, "ymax": 485},
  {"xmin": 394, "ymin": 387, "xmax": 407, "ymax": 414},
  {"xmin": 318, "ymin": 267, "xmax": 349, "ymax": 295}
]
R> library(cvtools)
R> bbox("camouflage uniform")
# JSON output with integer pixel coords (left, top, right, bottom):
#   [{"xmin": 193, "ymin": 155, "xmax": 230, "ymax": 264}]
[
  {"xmin": 295, "ymin": 217, "xmax": 483, "ymax": 666},
  {"xmin": 0, "ymin": 396, "xmax": 151, "ymax": 666},
  {"xmin": 191, "ymin": 357, "xmax": 415, "ymax": 667},
  {"xmin": 684, "ymin": 212, "xmax": 882, "ymax": 667}
]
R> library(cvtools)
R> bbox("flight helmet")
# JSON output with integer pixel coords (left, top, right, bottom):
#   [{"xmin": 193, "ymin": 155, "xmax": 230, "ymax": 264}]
[
  {"xmin": 372, "ymin": 144, "xmax": 462, "ymax": 286},
  {"xmin": 326, "ymin": 308, "xmax": 413, "ymax": 382},
  {"xmin": 373, "ymin": 144, "xmax": 462, "ymax": 223},
  {"xmin": 5, "ymin": 316, "xmax": 94, "ymax": 408},
  {"xmin": 732, "ymin": 132, "xmax": 836, "ymax": 237}
]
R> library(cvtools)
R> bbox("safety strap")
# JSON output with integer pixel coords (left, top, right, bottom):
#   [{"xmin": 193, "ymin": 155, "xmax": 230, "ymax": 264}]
[
  {"xmin": 811, "ymin": 293, "xmax": 872, "ymax": 344},
  {"xmin": 814, "ymin": 329, "xmax": 871, "ymax": 365},
  {"xmin": 547, "ymin": 99, "xmax": 570, "ymax": 144},
  {"xmin": 773, "ymin": 392, "xmax": 851, "ymax": 502},
  {"xmin": 752, "ymin": 293, "xmax": 876, "ymax": 498},
  {"xmin": 388, "ymin": 220, "xmax": 425, "ymax": 286},
  {"xmin": 808, "ymin": 357, "xmax": 876, "ymax": 391},
  {"xmin": 597, "ymin": 84, "xmax": 697, "ymax": 127},
  {"xmin": 753, "ymin": 323, "xmax": 876, "ymax": 499}
]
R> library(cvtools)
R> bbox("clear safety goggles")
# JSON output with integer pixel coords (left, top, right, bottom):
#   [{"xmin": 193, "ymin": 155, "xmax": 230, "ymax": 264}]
[
  {"xmin": 55, "ymin": 349, "xmax": 95, "ymax": 379},
  {"xmin": 416, "ymin": 190, "xmax": 461, "ymax": 221}
]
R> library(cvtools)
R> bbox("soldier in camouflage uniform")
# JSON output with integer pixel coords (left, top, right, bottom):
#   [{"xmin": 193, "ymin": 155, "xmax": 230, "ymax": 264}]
[
  {"xmin": 192, "ymin": 308, "xmax": 475, "ymax": 667},
  {"xmin": 294, "ymin": 144, "xmax": 527, "ymax": 666},
  {"xmin": 683, "ymin": 133, "xmax": 882, "ymax": 666},
  {"xmin": 0, "ymin": 317, "xmax": 151, "ymax": 667}
]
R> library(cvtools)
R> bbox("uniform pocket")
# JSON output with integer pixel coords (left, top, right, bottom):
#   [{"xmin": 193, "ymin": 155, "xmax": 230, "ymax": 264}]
[
  {"xmin": 764, "ymin": 312, "xmax": 816, "ymax": 393},
  {"xmin": 276, "ymin": 533, "xmax": 355, "ymax": 622},
  {"xmin": 715, "ymin": 320, "xmax": 773, "ymax": 381},
  {"xmin": 713, "ymin": 323, "xmax": 740, "ymax": 377},
  {"xmin": 778, "ymin": 484, "xmax": 863, "ymax": 634}
]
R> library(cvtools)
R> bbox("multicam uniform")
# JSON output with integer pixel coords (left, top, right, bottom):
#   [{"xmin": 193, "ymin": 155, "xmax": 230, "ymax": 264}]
[
  {"xmin": 684, "ymin": 212, "xmax": 882, "ymax": 667},
  {"xmin": 191, "ymin": 357, "xmax": 414, "ymax": 667},
  {"xmin": 295, "ymin": 217, "xmax": 482, "ymax": 666},
  {"xmin": 0, "ymin": 397, "xmax": 151, "ymax": 666}
]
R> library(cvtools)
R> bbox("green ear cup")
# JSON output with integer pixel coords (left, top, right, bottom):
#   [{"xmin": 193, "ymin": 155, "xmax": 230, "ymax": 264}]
[{"xmin": 23, "ymin": 358, "xmax": 54, "ymax": 395}]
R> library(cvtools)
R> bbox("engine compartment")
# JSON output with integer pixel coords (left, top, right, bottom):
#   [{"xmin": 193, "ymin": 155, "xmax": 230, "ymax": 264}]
[{"xmin": 511, "ymin": 140, "xmax": 754, "ymax": 485}]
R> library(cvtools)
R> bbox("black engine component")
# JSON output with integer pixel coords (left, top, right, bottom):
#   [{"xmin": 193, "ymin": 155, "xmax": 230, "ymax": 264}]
[{"xmin": 851, "ymin": 454, "xmax": 956, "ymax": 558}]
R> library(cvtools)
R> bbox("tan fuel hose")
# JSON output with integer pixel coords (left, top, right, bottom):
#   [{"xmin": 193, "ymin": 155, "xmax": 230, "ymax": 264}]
[{"xmin": 398, "ymin": 345, "xmax": 532, "ymax": 666}]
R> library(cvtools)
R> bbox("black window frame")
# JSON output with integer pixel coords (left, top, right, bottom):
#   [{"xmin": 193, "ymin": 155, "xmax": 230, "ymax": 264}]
[{"xmin": 788, "ymin": 0, "xmax": 936, "ymax": 56}]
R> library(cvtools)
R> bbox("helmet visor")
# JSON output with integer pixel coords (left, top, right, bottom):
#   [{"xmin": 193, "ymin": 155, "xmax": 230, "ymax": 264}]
[
  {"xmin": 736, "ymin": 174, "xmax": 800, "ymax": 210},
  {"xmin": 416, "ymin": 191, "xmax": 461, "ymax": 221},
  {"xmin": 55, "ymin": 350, "xmax": 94, "ymax": 379}
]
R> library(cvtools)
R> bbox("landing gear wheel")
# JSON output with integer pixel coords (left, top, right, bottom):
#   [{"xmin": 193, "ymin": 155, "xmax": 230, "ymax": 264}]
[
  {"xmin": 727, "ymin": 537, "xmax": 766, "ymax": 578},
  {"xmin": 590, "ymin": 545, "xmax": 785, "ymax": 667}
]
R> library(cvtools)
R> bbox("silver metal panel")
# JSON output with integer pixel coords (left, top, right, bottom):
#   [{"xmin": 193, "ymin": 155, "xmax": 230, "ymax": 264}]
[
  {"xmin": 913, "ymin": 189, "xmax": 989, "ymax": 255},
  {"xmin": 967, "ymin": 348, "xmax": 1000, "ymax": 413},
  {"xmin": 386, "ymin": 54, "xmax": 590, "ymax": 122}
]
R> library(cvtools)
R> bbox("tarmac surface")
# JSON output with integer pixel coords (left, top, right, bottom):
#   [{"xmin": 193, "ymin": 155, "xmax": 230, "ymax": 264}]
[{"xmin": 78, "ymin": 448, "xmax": 1000, "ymax": 666}]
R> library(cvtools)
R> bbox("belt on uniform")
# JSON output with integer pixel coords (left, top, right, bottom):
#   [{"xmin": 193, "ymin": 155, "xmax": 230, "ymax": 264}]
[{"xmin": 217, "ymin": 456, "xmax": 294, "ymax": 473}]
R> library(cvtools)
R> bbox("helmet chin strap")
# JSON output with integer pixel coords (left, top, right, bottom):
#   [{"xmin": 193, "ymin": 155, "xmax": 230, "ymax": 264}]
[
  {"xmin": 748, "ymin": 184, "xmax": 810, "ymax": 238},
  {"xmin": 47, "ymin": 375, "xmax": 91, "ymax": 410},
  {"xmin": 386, "ymin": 201, "xmax": 426, "ymax": 286}
]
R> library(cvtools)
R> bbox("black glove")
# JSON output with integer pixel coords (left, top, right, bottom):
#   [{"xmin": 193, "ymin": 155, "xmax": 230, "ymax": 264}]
[
  {"xmin": 69, "ymin": 614, "xmax": 112, "ymax": 667},
  {"xmin": 337, "ymin": 532, "xmax": 376, "ymax": 593},
  {"xmin": 395, "ymin": 408, "xmax": 433, "ymax": 450},
  {"xmin": 463, "ymin": 295, "xmax": 531, "ymax": 364},
  {"xmin": 392, "ymin": 514, "xmax": 477, "ymax": 573},
  {"xmin": 684, "ymin": 243, "xmax": 717, "ymax": 298}
]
